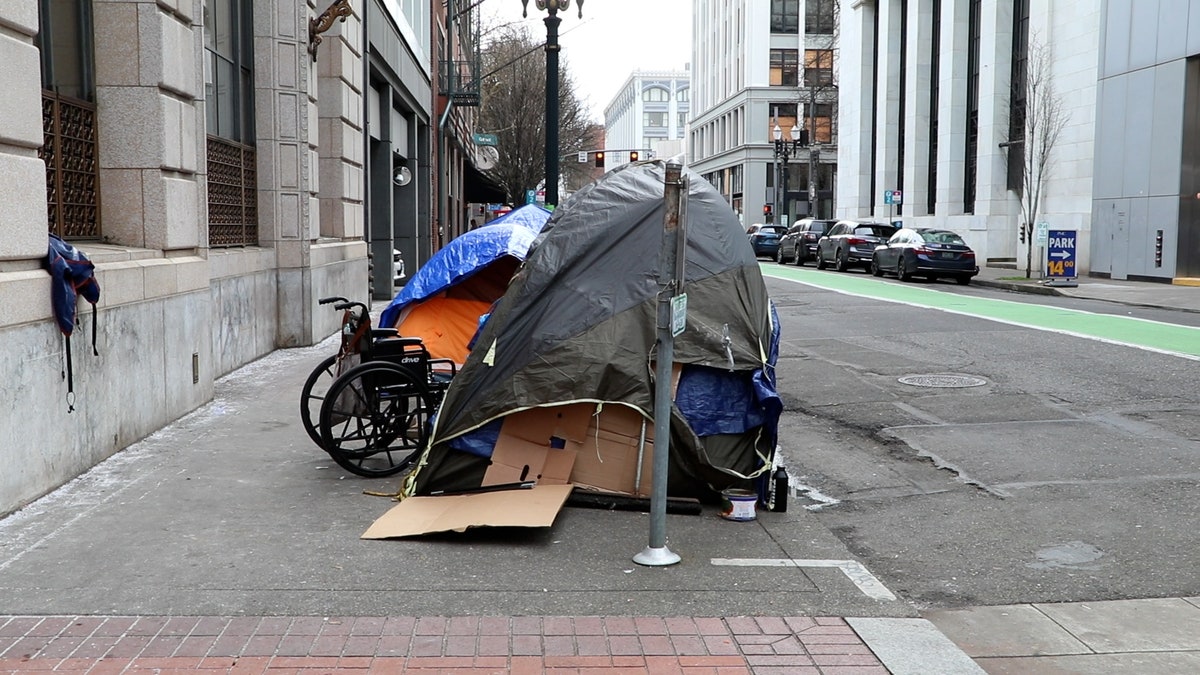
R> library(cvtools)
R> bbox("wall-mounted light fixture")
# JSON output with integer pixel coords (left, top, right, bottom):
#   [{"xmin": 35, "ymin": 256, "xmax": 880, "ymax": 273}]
[
  {"xmin": 392, "ymin": 164, "xmax": 412, "ymax": 187},
  {"xmin": 309, "ymin": 0, "xmax": 355, "ymax": 62}
]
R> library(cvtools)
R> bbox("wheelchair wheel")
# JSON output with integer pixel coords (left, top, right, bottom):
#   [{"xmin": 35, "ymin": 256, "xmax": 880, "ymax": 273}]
[
  {"xmin": 318, "ymin": 361, "xmax": 435, "ymax": 477},
  {"xmin": 299, "ymin": 355, "xmax": 338, "ymax": 447}
]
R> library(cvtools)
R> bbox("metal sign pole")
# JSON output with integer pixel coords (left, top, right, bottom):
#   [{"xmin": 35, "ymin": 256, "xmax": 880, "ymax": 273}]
[{"xmin": 634, "ymin": 162, "xmax": 685, "ymax": 567}]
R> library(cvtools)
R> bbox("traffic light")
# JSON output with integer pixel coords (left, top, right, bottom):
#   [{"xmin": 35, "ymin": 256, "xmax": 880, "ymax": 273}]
[
  {"xmin": 629, "ymin": 150, "xmax": 639, "ymax": 162},
  {"xmin": 1019, "ymin": 223, "xmax": 1026, "ymax": 244},
  {"xmin": 763, "ymin": 203, "xmax": 772, "ymax": 216},
  {"xmin": 594, "ymin": 151, "xmax": 604, "ymax": 167}
]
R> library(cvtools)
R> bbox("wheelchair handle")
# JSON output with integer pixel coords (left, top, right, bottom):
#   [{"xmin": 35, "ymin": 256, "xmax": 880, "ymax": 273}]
[
  {"xmin": 318, "ymin": 296, "xmax": 349, "ymax": 305},
  {"xmin": 333, "ymin": 301, "xmax": 369, "ymax": 314}
]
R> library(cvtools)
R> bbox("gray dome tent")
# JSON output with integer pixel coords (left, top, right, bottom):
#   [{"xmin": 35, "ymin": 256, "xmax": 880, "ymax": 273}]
[{"xmin": 402, "ymin": 161, "xmax": 781, "ymax": 501}]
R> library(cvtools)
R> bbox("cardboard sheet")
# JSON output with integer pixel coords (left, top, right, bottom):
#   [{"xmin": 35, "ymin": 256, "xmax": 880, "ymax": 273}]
[
  {"xmin": 503, "ymin": 403, "xmax": 593, "ymax": 444},
  {"xmin": 482, "ymin": 435, "xmax": 576, "ymax": 486},
  {"xmin": 361, "ymin": 484, "xmax": 575, "ymax": 539},
  {"xmin": 572, "ymin": 427, "xmax": 655, "ymax": 497}
]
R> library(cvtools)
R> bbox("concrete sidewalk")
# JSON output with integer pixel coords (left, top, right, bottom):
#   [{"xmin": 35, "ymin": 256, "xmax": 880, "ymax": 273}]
[
  {"xmin": 0, "ymin": 267, "xmax": 1197, "ymax": 674},
  {"xmin": 926, "ymin": 597, "xmax": 1200, "ymax": 674},
  {"xmin": 971, "ymin": 265, "xmax": 1200, "ymax": 313}
]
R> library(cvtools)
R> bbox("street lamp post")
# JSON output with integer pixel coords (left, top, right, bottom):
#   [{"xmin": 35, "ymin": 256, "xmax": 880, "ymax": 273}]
[
  {"xmin": 807, "ymin": 87, "xmax": 819, "ymax": 218},
  {"xmin": 522, "ymin": 0, "xmax": 585, "ymax": 209},
  {"xmin": 773, "ymin": 121, "xmax": 802, "ymax": 225}
]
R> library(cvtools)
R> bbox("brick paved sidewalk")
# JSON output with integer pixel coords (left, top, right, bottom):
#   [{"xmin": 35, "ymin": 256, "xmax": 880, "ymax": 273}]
[{"xmin": 0, "ymin": 615, "xmax": 887, "ymax": 674}]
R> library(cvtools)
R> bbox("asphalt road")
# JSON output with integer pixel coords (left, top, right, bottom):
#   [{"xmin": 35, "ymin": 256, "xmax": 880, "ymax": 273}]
[{"xmin": 763, "ymin": 270, "xmax": 1200, "ymax": 609}]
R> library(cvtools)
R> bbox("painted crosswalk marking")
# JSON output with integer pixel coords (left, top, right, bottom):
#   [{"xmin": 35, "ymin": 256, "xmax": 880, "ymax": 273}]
[{"xmin": 710, "ymin": 557, "xmax": 898, "ymax": 601}]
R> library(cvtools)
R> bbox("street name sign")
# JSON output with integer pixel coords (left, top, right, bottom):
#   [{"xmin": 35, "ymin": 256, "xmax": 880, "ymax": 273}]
[{"xmin": 1046, "ymin": 229, "xmax": 1077, "ymax": 279}]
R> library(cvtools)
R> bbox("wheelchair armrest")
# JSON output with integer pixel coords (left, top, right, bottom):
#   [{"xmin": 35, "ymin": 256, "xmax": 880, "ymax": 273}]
[
  {"xmin": 429, "ymin": 358, "xmax": 458, "ymax": 378},
  {"xmin": 379, "ymin": 336, "xmax": 424, "ymax": 347},
  {"xmin": 370, "ymin": 328, "xmax": 399, "ymax": 339}
]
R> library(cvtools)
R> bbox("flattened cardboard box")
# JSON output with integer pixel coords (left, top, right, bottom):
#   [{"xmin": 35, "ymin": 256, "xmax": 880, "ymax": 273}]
[
  {"xmin": 502, "ymin": 403, "xmax": 592, "ymax": 444},
  {"xmin": 361, "ymin": 484, "xmax": 575, "ymax": 539},
  {"xmin": 571, "ymin": 405, "xmax": 656, "ymax": 497},
  {"xmin": 481, "ymin": 405, "xmax": 585, "ymax": 486},
  {"xmin": 482, "ymin": 434, "xmax": 576, "ymax": 486},
  {"xmin": 572, "ymin": 431, "xmax": 655, "ymax": 497}
]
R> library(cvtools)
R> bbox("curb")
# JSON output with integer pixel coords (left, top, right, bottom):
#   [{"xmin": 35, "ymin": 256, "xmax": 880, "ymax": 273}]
[{"xmin": 971, "ymin": 277, "xmax": 1062, "ymax": 296}]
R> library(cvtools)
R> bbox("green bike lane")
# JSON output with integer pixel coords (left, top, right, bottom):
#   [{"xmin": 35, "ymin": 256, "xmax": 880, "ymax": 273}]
[{"xmin": 762, "ymin": 265, "xmax": 1200, "ymax": 361}]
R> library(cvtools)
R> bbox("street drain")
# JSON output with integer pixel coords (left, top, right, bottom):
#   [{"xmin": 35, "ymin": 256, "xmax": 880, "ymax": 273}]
[{"xmin": 898, "ymin": 374, "xmax": 988, "ymax": 388}]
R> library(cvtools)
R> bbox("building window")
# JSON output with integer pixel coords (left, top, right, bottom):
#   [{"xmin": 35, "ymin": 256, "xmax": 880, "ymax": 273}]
[
  {"xmin": 770, "ymin": 103, "xmax": 799, "ymax": 139},
  {"xmin": 203, "ymin": 0, "xmax": 258, "ymax": 246},
  {"xmin": 805, "ymin": 49, "xmax": 833, "ymax": 87},
  {"xmin": 770, "ymin": 49, "xmax": 799, "ymax": 86},
  {"xmin": 676, "ymin": 87, "xmax": 689, "ymax": 102},
  {"xmin": 806, "ymin": 103, "xmax": 833, "ymax": 144},
  {"xmin": 677, "ymin": 112, "xmax": 687, "ymax": 131},
  {"xmin": 896, "ymin": 0, "xmax": 907, "ymax": 216},
  {"xmin": 1007, "ymin": 0, "xmax": 1029, "ymax": 193},
  {"xmin": 806, "ymin": 0, "xmax": 836, "ymax": 34},
  {"xmin": 964, "ymin": 0, "xmax": 981, "ymax": 213},
  {"xmin": 869, "ymin": 3, "xmax": 879, "ymax": 213},
  {"xmin": 38, "ymin": 0, "xmax": 100, "ymax": 239},
  {"xmin": 771, "ymin": 0, "xmax": 799, "ymax": 34},
  {"xmin": 644, "ymin": 111, "xmax": 668, "ymax": 127},
  {"xmin": 927, "ymin": 0, "xmax": 941, "ymax": 214},
  {"xmin": 642, "ymin": 87, "xmax": 669, "ymax": 102}
]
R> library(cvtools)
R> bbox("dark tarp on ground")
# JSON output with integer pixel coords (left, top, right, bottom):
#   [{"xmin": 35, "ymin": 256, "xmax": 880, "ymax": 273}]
[{"xmin": 403, "ymin": 161, "xmax": 780, "ymax": 501}]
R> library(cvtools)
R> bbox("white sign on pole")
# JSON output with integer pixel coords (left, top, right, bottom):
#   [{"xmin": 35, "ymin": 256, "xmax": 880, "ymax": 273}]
[
  {"xmin": 671, "ymin": 294, "xmax": 687, "ymax": 336},
  {"xmin": 1035, "ymin": 221, "xmax": 1049, "ymax": 244},
  {"xmin": 577, "ymin": 151, "xmax": 588, "ymax": 163}
]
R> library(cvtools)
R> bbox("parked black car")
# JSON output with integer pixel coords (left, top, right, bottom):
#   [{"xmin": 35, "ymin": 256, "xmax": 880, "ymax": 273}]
[
  {"xmin": 815, "ymin": 220, "xmax": 899, "ymax": 272},
  {"xmin": 746, "ymin": 223, "xmax": 787, "ymax": 258},
  {"xmin": 872, "ymin": 227, "xmax": 979, "ymax": 285},
  {"xmin": 776, "ymin": 218, "xmax": 836, "ymax": 265}
]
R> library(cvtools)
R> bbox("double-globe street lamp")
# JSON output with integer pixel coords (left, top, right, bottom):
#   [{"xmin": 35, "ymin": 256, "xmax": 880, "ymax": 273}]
[
  {"xmin": 521, "ymin": 0, "xmax": 584, "ymax": 209},
  {"xmin": 772, "ymin": 121, "xmax": 805, "ymax": 225}
]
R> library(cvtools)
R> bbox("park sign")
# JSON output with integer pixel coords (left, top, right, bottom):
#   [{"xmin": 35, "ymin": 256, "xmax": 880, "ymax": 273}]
[{"xmin": 1046, "ymin": 230, "xmax": 1077, "ymax": 279}]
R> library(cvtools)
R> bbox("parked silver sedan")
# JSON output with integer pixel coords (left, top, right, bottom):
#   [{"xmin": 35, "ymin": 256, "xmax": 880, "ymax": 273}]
[{"xmin": 815, "ymin": 220, "xmax": 898, "ymax": 272}]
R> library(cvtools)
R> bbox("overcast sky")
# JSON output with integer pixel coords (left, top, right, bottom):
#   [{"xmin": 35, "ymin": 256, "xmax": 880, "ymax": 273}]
[{"xmin": 482, "ymin": 0, "xmax": 692, "ymax": 123}]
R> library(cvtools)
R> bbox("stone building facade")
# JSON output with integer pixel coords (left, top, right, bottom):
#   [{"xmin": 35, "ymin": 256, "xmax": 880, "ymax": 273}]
[{"xmin": 0, "ymin": 0, "xmax": 374, "ymax": 515}]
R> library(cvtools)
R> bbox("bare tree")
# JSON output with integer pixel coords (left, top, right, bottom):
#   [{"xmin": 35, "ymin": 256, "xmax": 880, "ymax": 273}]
[
  {"xmin": 476, "ymin": 24, "xmax": 594, "ymax": 206},
  {"xmin": 1013, "ymin": 37, "xmax": 1070, "ymax": 278}
]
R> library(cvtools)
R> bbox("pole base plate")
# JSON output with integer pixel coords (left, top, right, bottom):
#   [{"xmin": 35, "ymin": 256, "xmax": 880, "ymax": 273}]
[{"xmin": 634, "ymin": 546, "xmax": 682, "ymax": 567}]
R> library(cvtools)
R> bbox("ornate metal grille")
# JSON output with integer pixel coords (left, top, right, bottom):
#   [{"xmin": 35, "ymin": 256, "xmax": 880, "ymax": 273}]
[
  {"xmin": 206, "ymin": 135, "xmax": 258, "ymax": 246},
  {"xmin": 41, "ymin": 92, "xmax": 100, "ymax": 239}
]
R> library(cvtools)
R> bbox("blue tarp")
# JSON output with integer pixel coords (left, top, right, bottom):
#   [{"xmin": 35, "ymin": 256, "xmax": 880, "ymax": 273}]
[
  {"xmin": 663, "ymin": 301, "xmax": 780, "ymax": 440},
  {"xmin": 379, "ymin": 205, "xmax": 550, "ymax": 329}
]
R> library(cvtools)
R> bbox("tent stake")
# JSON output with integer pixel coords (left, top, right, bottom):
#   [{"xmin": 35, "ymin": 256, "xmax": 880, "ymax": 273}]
[{"xmin": 634, "ymin": 162, "xmax": 687, "ymax": 568}]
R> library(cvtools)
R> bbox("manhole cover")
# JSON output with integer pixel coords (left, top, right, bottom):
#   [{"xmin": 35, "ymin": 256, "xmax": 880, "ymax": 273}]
[{"xmin": 897, "ymin": 374, "xmax": 988, "ymax": 388}]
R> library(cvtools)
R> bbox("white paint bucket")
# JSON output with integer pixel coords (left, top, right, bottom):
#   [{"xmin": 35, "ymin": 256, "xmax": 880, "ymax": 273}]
[{"xmin": 720, "ymin": 488, "xmax": 758, "ymax": 521}]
